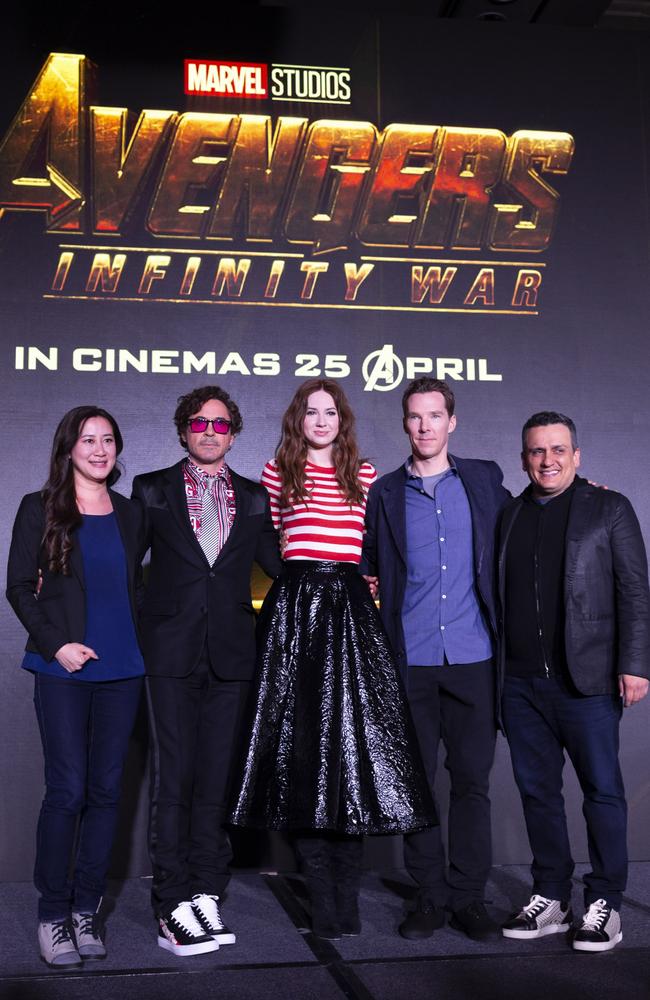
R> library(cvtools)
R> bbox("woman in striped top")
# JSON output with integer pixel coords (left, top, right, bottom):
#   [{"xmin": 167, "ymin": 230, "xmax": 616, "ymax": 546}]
[{"xmin": 230, "ymin": 379, "xmax": 434, "ymax": 939}]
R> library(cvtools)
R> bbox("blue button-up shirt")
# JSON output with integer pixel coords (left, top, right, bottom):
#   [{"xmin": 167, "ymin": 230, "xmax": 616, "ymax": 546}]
[{"xmin": 402, "ymin": 458, "xmax": 493, "ymax": 666}]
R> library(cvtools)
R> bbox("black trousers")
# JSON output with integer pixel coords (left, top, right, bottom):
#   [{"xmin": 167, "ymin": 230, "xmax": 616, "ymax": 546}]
[
  {"xmin": 146, "ymin": 648, "xmax": 251, "ymax": 917},
  {"xmin": 404, "ymin": 660, "xmax": 497, "ymax": 909}
]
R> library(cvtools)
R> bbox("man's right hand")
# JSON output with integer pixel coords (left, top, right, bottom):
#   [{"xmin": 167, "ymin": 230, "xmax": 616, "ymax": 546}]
[
  {"xmin": 55, "ymin": 643, "xmax": 99, "ymax": 673},
  {"xmin": 363, "ymin": 575, "xmax": 379, "ymax": 600}
]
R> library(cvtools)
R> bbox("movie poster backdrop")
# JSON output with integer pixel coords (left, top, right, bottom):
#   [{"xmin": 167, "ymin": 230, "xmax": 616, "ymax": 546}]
[{"xmin": 1, "ymin": 13, "xmax": 649, "ymax": 878}]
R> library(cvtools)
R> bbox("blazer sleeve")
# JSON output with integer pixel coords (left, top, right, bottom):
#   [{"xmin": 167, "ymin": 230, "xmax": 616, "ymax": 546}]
[
  {"xmin": 5, "ymin": 495, "xmax": 70, "ymax": 660},
  {"xmin": 611, "ymin": 494, "xmax": 650, "ymax": 679},
  {"xmin": 359, "ymin": 480, "xmax": 379, "ymax": 576},
  {"xmin": 254, "ymin": 491, "xmax": 283, "ymax": 579}
]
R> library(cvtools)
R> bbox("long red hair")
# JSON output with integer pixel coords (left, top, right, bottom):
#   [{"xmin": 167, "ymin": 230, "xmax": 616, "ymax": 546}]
[{"xmin": 276, "ymin": 379, "xmax": 365, "ymax": 508}]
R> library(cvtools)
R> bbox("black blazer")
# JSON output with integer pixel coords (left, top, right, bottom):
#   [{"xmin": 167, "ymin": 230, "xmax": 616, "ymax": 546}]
[
  {"xmin": 498, "ymin": 477, "xmax": 650, "ymax": 695},
  {"xmin": 132, "ymin": 461, "xmax": 282, "ymax": 680},
  {"xmin": 6, "ymin": 490, "xmax": 144, "ymax": 662}
]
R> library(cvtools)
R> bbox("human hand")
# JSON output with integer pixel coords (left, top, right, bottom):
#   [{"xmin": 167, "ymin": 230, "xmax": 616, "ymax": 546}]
[
  {"xmin": 280, "ymin": 529, "xmax": 289, "ymax": 558},
  {"xmin": 363, "ymin": 574, "xmax": 379, "ymax": 600},
  {"xmin": 55, "ymin": 643, "xmax": 99, "ymax": 673},
  {"xmin": 35, "ymin": 569, "xmax": 43, "ymax": 597},
  {"xmin": 618, "ymin": 673, "xmax": 649, "ymax": 707}
]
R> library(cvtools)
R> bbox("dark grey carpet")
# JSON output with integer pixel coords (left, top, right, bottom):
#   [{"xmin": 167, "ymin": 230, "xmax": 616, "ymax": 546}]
[{"xmin": 2, "ymin": 866, "xmax": 649, "ymax": 1000}]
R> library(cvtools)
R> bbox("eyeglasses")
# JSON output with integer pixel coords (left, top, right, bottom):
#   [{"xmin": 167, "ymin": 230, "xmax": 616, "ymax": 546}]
[{"xmin": 187, "ymin": 416, "xmax": 232, "ymax": 434}]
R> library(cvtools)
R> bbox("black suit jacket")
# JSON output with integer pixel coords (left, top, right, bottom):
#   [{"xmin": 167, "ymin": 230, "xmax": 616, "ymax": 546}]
[
  {"xmin": 361, "ymin": 455, "xmax": 510, "ymax": 681},
  {"xmin": 132, "ymin": 460, "xmax": 282, "ymax": 680},
  {"xmin": 498, "ymin": 476, "xmax": 650, "ymax": 694},
  {"xmin": 6, "ymin": 490, "xmax": 143, "ymax": 662}
]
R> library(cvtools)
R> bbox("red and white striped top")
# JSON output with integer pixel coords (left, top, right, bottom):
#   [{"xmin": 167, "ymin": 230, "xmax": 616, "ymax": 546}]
[{"xmin": 261, "ymin": 459, "xmax": 377, "ymax": 564}]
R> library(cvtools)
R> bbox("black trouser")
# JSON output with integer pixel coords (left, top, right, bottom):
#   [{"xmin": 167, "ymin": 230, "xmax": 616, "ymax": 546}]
[
  {"xmin": 403, "ymin": 660, "xmax": 497, "ymax": 910},
  {"xmin": 146, "ymin": 648, "xmax": 251, "ymax": 918}
]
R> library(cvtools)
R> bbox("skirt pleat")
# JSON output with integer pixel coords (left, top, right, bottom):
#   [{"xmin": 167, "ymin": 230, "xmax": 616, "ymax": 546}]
[{"xmin": 230, "ymin": 561, "xmax": 436, "ymax": 835}]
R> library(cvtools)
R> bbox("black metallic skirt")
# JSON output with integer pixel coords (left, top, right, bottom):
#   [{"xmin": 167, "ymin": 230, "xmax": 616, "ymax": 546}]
[{"xmin": 230, "ymin": 561, "xmax": 436, "ymax": 835}]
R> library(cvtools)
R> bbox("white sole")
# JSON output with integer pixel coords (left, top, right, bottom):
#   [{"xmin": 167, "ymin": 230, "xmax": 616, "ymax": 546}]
[
  {"xmin": 212, "ymin": 932, "xmax": 236, "ymax": 945},
  {"xmin": 158, "ymin": 937, "xmax": 219, "ymax": 956},
  {"xmin": 573, "ymin": 931, "xmax": 623, "ymax": 953},
  {"xmin": 503, "ymin": 922, "xmax": 570, "ymax": 939}
]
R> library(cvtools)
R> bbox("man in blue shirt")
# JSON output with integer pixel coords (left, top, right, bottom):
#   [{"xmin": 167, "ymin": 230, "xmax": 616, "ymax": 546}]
[{"xmin": 362, "ymin": 377, "xmax": 509, "ymax": 940}]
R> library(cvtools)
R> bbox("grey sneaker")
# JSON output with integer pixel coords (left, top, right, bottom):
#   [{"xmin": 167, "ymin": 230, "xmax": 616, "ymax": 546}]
[
  {"xmin": 502, "ymin": 894, "xmax": 572, "ymax": 939},
  {"xmin": 38, "ymin": 919, "xmax": 82, "ymax": 967},
  {"xmin": 192, "ymin": 893, "xmax": 236, "ymax": 945},
  {"xmin": 72, "ymin": 911, "xmax": 107, "ymax": 959},
  {"xmin": 573, "ymin": 899, "xmax": 622, "ymax": 952}
]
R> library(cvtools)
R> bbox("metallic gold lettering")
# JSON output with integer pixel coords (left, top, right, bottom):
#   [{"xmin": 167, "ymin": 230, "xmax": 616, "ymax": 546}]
[
  {"xmin": 52, "ymin": 251, "xmax": 74, "ymax": 290},
  {"xmin": 463, "ymin": 267, "xmax": 495, "ymax": 305},
  {"xmin": 285, "ymin": 120, "xmax": 376, "ymax": 253},
  {"xmin": 264, "ymin": 259, "xmax": 285, "ymax": 298},
  {"xmin": 208, "ymin": 115, "xmax": 307, "ymax": 241},
  {"xmin": 489, "ymin": 131, "xmax": 575, "ymax": 250},
  {"xmin": 148, "ymin": 113, "xmax": 238, "ymax": 236},
  {"xmin": 300, "ymin": 261, "xmax": 329, "ymax": 298},
  {"xmin": 138, "ymin": 254, "xmax": 171, "ymax": 294},
  {"xmin": 358, "ymin": 125, "xmax": 438, "ymax": 247},
  {"xmin": 343, "ymin": 262, "xmax": 374, "ymax": 301},
  {"xmin": 512, "ymin": 268, "xmax": 542, "ymax": 306},
  {"xmin": 86, "ymin": 253, "xmax": 127, "ymax": 293},
  {"xmin": 0, "ymin": 53, "xmax": 85, "ymax": 231},
  {"xmin": 411, "ymin": 265, "xmax": 457, "ymax": 304},
  {"xmin": 211, "ymin": 257, "xmax": 251, "ymax": 296},
  {"xmin": 417, "ymin": 128, "xmax": 506, "ymax": 249},
  {"xmin": 91, "ymin": 107, "xmax": 177, "ymax": 233}
]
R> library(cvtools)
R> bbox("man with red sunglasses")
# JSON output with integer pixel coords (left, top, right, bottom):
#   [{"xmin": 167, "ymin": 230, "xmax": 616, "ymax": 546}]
[{"xmin": 132, "ymin": 386, "xmax": 282, "ymax": 956}]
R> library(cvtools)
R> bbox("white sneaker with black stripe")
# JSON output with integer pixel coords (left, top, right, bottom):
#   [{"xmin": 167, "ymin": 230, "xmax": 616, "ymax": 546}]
[
  {"xmin": 502, "ymin": 895, "xmax": 572, "ymax": 939},
  {"xmin": 192, "ymin": 893, "xmax": 236, "ymax": 945},
  {"xmin": 158, "ymin": 900, "xmax": 219, "ymax": 956},
  {"xmin": 573, "ymin": 899, "xmax": 622, "ymax": 953}
]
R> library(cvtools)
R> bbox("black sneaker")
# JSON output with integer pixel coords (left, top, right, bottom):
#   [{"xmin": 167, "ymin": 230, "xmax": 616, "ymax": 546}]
[
  {"xmin": 158, "ymin": 901, "xmax": 220, "ymax": 956},
  {"xmin": 502, "ymin": 895, "xmax": 572, "ymax": 940},
  {"xmin": 573, "ymin": 899, "xmax": 622, "ymax": 953},
  {"xmin": 191, "ymin": 893, "xmax": 236, "ymax": 945},
  {"xmin": 450, "ymin": 901, "xmax": 499, "ymax": 941},
  {"xmin": 399, "ymin": 900, "xmax": 445, "ymax": 940}
]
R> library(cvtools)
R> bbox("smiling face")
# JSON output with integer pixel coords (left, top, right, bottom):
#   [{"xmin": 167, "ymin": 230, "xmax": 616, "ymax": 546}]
[
  {"xmin": 182, "ymin": 397, "xmax": 235, "ymax": 473},
  {"xmin": 302, "ymin": 389, "xmax": 340, "ymax": 456},
  {"xmin": 69, "ymin": 416, "xmax": 117, "ymax": 486},
  {"xmin": 403, "ymin": 390, "xmax": 456, "ymax": 470},
  {"xmin": 522, "ymin": 423, "xmax": 581, "ymax": 498}
]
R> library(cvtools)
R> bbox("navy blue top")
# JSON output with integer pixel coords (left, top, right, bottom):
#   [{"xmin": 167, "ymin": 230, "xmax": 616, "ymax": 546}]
[
  {"xmin": 402, "ymin": 458, "xmax": 493, "ymax": 667},
  {"xmin": 22, "ymin": 513, "xmax": 144, "ymax": 682}
]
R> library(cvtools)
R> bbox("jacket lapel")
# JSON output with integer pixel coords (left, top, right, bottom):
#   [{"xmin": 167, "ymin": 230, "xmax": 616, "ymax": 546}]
[
  {"xmin": 380, "ymin": 471, "xmax": 407, "ymax": 566},
  {"xmin": 162, "ymin": 462, "xmax": 208, "ymax": 567},
  {"xmin": 564, "ymin": 480, "xmax": 595, "ymax": 595}
]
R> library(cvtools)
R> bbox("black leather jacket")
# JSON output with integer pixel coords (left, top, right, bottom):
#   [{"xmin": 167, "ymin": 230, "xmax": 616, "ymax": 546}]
[{"xmin": 498, "ymin": 476, "xmax": 650, "ymax": 695}]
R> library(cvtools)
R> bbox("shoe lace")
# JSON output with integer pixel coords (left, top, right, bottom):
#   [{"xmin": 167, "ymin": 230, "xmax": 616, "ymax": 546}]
[
  {"xmin": 171, "ymin": 901, "xmax": 206, "ymax": 937},
  {"xmin": 522, "ymin": 895, "xmax": 553, "ymax": 917},
  {"xmin": 51, "ymin": 919, "xmax": 75, "ymax": 946},
  {"xmin": 581, "ymin": 899, "xmax": 609, "ymax": 932},
  {"xmin": 76, "ymin": 913, "xmax": 96, "ymax": 937},
  {"xmin": 195, "ymin": 893, "xmax": 225, "ymax": 929}
]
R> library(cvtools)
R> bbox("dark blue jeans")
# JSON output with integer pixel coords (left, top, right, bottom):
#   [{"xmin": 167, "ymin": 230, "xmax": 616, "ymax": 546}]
[
  {"xmin": 33, "ymin": 672, "xmax": 143, "ymax": 921},
  {"xmin": 502, "ymin": 675, "xmax": 626, "ymax": 909}
]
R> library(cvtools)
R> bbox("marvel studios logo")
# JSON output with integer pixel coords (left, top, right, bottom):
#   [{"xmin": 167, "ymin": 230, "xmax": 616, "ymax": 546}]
[{"xmin": 185, "ymin": 60, "xmax": 351, "ymax": 104}]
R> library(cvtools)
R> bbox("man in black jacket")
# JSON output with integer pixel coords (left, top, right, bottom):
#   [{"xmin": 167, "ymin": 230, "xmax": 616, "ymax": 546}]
[
  {"xmin": 499, "ymin": 411, "xmax": 650, "ymax": 953},
  {"xmin": 132, "ymin": 386, "xmax": 282, "ymax": 957}
]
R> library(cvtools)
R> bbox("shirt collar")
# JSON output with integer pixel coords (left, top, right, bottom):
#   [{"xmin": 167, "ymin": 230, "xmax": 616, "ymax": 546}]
[
  {"xmin": 404, "ymin": 454, "xmax": 457, "ymax": 481},
  {"xmin": 185, "ymin": 458, "xmax": 230, "ymax": 486}
]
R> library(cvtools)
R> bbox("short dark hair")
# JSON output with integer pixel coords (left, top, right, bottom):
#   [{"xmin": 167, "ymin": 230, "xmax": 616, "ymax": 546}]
[
  {"xmin": 174, "ymin": 385, "xmax": 243, "ymax": 447},
  {"xmin": 521, "ymin": 411, "xmax": 578, "ymax": 451},
  {"xmin": 402, "ymin": 377, "xmax": 455, "ymax": 418}
]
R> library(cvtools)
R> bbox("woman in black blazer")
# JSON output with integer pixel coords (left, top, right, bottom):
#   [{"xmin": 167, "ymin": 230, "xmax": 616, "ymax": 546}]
[{"xmin": 6, "ymin": 406, "xmax": 145, "ymax": 968}]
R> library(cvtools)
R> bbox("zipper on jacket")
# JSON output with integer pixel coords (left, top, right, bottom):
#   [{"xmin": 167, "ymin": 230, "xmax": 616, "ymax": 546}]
[{"xmin": 533, "ymin": 525, "xmax": 550, "ymax": 679}]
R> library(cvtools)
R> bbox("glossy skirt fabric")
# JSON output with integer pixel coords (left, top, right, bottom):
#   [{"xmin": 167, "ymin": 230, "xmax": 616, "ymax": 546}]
[{"xmin": 230, "ymin": 561, "xmax": 436, "ymax": 835}]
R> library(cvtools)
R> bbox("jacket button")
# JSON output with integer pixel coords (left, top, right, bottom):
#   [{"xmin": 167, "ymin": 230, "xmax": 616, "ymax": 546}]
[{"xmin": 209, "ymin": 571, "xmax": 215, "ymax": 578}]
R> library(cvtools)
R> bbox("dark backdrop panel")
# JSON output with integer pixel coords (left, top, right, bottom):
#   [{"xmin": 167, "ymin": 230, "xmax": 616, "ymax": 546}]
[{"xmin": 1, "ymin": 13, "xmax": 648, "ymax": 880}]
